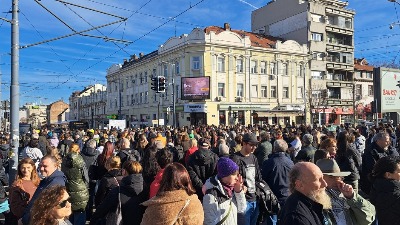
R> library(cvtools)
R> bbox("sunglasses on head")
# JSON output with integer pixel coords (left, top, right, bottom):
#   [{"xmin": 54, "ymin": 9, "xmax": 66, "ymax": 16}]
[{"xmin": 58, "ymin": 198, "xmax": 70, "ymax": 208}]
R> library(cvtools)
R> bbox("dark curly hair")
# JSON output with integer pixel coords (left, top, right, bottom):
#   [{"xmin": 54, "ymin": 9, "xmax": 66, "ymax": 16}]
[{"xmin": 29, "ymin": 185, "xmax": 67, "ymax": 225}]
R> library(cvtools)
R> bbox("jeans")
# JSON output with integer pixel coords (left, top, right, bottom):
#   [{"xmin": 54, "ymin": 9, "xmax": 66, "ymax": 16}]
[
  {"xmin": 245, "ymin": 201, "xmax": 259, "ymax": 225},
  {"xmin": 266, "ymin": 214, "xmax": 278, "ymax": 225},
  {"xmin": 70, "ymin": 210, "xmax": 86, "ymax": 225}
]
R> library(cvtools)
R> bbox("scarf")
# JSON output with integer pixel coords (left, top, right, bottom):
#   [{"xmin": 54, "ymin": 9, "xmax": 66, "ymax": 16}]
[{"xmin": 221, "ymin": 181, "xmax": 234, "ymax": 198}]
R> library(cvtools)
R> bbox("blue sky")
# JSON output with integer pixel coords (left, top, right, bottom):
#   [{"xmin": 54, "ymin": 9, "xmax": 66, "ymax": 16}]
[{"xmin": 0, "ymin": 0, "xmax": 399, "ymax": 106}]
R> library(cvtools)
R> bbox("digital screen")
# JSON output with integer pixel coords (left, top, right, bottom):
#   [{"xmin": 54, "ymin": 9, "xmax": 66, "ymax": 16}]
[{"xmin": 181, "ymin": 76, "xmax": 210, "ymax": 100}]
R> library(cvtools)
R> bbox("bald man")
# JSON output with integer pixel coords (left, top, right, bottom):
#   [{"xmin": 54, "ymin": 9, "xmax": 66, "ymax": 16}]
[{"xmin": 278, "ymin": 162, "xmax": 331, "ymax": 225}]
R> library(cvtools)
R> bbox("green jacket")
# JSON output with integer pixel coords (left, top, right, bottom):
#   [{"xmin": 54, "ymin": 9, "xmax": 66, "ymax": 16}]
[
  {"xmin": 61, "ymin": 152, "xmax": 89, "ymax": 211},
  {"xmin": 327, "ymin": 189, "xmax": 375, "ymax": 225}
]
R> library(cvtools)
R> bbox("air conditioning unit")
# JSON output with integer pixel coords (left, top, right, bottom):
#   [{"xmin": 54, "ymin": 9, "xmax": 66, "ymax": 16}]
[
  {"xmin": 236, "ymin": 96, "xmax": 243, "ymax": 102},
  {"xmin": 216, "ymin": 96, "xmax": 222, "ymax": 101}
]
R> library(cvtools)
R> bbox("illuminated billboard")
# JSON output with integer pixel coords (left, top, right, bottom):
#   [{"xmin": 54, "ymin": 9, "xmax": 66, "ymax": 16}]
[{"xmin": 181, "ymin": 76, "xmax": 210, "ymax": 100}]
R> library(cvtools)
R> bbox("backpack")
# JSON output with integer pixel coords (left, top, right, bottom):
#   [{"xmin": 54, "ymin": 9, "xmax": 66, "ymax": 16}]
[
  {"xmin": 256, "ymin": 180, "xmax": 280, "ymax": 223},
  {"xmin": 120, "ymin": 150, "xmax": 140, "ymax": 163}
]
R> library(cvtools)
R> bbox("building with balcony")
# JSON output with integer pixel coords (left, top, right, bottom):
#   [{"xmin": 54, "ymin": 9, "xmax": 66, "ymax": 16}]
[
  {"xmin": 106, "ymin": 23, "xmax": 308, "ymax": 127},
  {"xmin": 354, "ymin": 58, "xmax": 374, "ymax": 120},
  {"xmin": 69, "ymin": 84, "xmax": 107, "ymax": 128},
  {"xmin": 252, "ymin": 0, "xmax": 356, "ymax": 125}
]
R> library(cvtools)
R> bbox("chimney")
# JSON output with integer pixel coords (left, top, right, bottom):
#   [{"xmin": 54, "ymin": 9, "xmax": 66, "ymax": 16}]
[
  {"xmin": 139, "ymin": 52, "xmax": 144, "ymax": 58},
  {"xmin": 224, "ymin": 23, "xmax": 231, "ymax": 30}
]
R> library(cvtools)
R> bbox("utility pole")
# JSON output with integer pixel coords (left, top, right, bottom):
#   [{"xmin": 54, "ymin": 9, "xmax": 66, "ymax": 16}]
[{"xmin": 9, "ymin": 0, "xmax": 20, "ymax": 184}]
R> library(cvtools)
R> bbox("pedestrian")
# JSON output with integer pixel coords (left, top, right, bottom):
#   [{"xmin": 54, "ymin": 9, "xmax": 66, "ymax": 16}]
[
  {"xmin": 278, "ymin": 162, "xmax": 330, "ymax": 225},
  {"xmin": 316, "ymin": 159, "xmax": 375, "ymax": 225},
  {"xmin": 61, "ymin": 143, "xmax": 89, "ymax": 225},
  {"xmin": 29, "ymin": 185, "xmax": 72, "ymax": 225},
  {"xmin": 8, "ymin": 158, "xmax": 40, "ymax": 225},
  {"xmin": 149, "ymin": 148, "xmax": 173, "ymax": 198},
  {"xmin": 95, "ymin": 156, "xmax": 123, "ymax": 207},
  {"xmin": 369, "ymin": 156, "xmax": 400, "ymax": 225},
  {"xmin": 141, "ymin": 163, "xmax": 204, "ymax": 225},
  {"xmin": 21, "ymin": 139, "xmax": 43, "ymax": 168},
  {"xmin": 203, "ymin": 157, "xmax": 247, "ymax": 225}
]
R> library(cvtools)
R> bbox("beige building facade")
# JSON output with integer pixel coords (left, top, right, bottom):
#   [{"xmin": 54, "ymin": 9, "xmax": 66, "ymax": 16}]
[
  {"xmin": 107, "ymin": 24, "xmax": 308, "ymax": 127},
  {"xmin": 252, "ymin": 0, "xmax": 356, "ymax": 125}
]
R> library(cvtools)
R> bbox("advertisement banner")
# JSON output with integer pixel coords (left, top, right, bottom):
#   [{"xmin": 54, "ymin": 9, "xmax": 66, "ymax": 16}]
[
  {"xmin": 184, "ymin": 104, "xmax": 207, "ymax": 113},
  {"xmin": 375, "ymin": 68, "xmax": 400, "ymax": 113}
]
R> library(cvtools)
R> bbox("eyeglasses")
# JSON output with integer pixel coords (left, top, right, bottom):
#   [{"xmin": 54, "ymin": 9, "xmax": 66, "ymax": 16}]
[{"xmin": 58, "ymin": 198, "xmax": 70, "ymax": 208}]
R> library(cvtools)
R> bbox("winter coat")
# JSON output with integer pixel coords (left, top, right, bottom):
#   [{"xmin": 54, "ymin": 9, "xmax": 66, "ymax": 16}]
[
  {"xmin": 141, "ymin": 190, "xmax": 204, "ymax": 225},
  {"xmin": 203, "ymin": 176, "xmax": 246, "ymax": 225},
  {"xmin": 116, "ymin": 148, "xmax": 141, "ymax": 166},
  {"xmin": 21, "ymin": 170, "xmax": 66, "ymax": 225},
  {"xmin": 149, "ymin": 168, "xmax": 164, "ymax": 198},
  {"xmin": 261, "ymin": 152, "xmax": 294, "ymax": 205},
  {"xmin": 254, "ymin": 140, "xmax": 272, "ymax": 166},
  {"xmin": 89, "ymin": 174, "xmax": 147, "ymax": 225},
  {"xmin": 9, "ymin": 180, "xmax": 37, "ymax": 218},
  {"xmin": 369, "ymin": 178, "xmax": 400, "ymax": 225},
  {"xmin": 186, "ymin": 149, "xmax": 219, "ymax": 200},
  {"xmin": 37, "ymin": 135, "xmax": 49, "ymax": 156},
  {"xmin": 61, "ymin": 152, "xmax": 89, "ymax": 211},
  {"xmin": 335, "ymin": 145, "xmax": 361, "ymax": 185},
  {"xmin": 361, "ymin": 142, "xmax": 399, "ymax": 194},
  {"xmin": 295, "ymin": 145, "xmax": 317, "ymax": 162},
  {"xmin": 95, "ymin": 169, "xmax": 123, "ymax": 207},
  {"xmin": 81, "ymin": 146, "xmax": 99, "ymax": 182},
  {"xmin": 278, "ymin": 191, "xmax": 325, "ymax": 225},
  {"xmin": 326, "ymin": 189, "xmax": 375, "ymax": 225}
]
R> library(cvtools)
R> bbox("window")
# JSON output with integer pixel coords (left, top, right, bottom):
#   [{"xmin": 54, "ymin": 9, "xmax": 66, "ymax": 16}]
[
  {"xmin": 131, "ymin": 94, "xmax": 134, "ymax": 105},
  {"xmin": 261, "ymin": 86, "xmax": 267, "ymax": 97},
  {"xmin": 283, "ymin": 87, "xmax": 289, "ymax": 98},
  {"xmin": 217, "ymin": 57, "xmax": 225, "ymax": 72},
  {"xmin": 311, "ymin": 32, "xmax": 323, "ymax": 41},
  {"xmin": 260, "ymin": 61, "xmax": 267, "ymax": 74},
  {"xmin": 312, "ymin": 52, "xmax": 324, "ymax": 61},
  {"xmin": 192, "ymin": 56, "xmax": 200, "ymax": 70},
  {"xmin": 297, "ymin": 64, "xmax": 304, "ymax": 77},
  {"xmin": 145, "ymin": 91, "xmax": 148, "ymax": 103},
  {"xmin": 126, "ymin": 95, "xmax": 129, "ymax": 106},
  {"xmin": 175, "ymin": 62, "xmax": 180, "ymax": 75},
  {"xmin": 281, "ymin": 62, "xmax": 288, "ymax": 75},
  {"xmin": 144, "ymin": 72, "xmax": 148, "ymax": 83},
  {"xmin": 355, "ymin": 71, "xmax": 361, "ymax": 78},
  {"xmin": 121, "ymin": 96, "xmax": 124, "ymax": 106},
  {"xmin": 251, "ymin": 60, "xmax": 257, "ymax": 74},
  {"xmin": 236, "ymin": 59, "xmax": 243, "ymax": 73},
  {"xmin": 140, "ymin": 93, "xmax": 143, "ymax": 104},
  {"xmin": 297, "ymin": 87, "xmax": 303, "ymax": 98},
  {"xmin": 251, "ymin": 85, "xmax": 258, "ymax": 97},
  {"xmin": 366, "ymin": 72, "xmax": 373, "ymax": 79},
  {"xmin": 368, "ymin": 85, "xmax": 374, "ymax": 96},
  {"xmin": 271, "ymin": 86, "xmax": 277, "ymax": 98},
  {"xmin": 237, "ymin": 83, "xmax": 244, "ymax": 97},
  {"xmin": 270, "ymin": 62, "xmax": 276, "ymax": 75},
  {"xmin": 163, "ymin": 64, "xmax": 168, "ymax": 77},
  {"xmin": 311, "ymin": 71, "xmax": 324, "ymax": 79},
  {"xmin": 218, "ymin": 83, "xmax": 225, "ymax": 97}
]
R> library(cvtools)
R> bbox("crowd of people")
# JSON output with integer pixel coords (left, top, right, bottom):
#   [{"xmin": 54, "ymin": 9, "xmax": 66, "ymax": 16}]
[{"xmin": 0, "ymin": 121, "xmax": 397, "ymax": 225}]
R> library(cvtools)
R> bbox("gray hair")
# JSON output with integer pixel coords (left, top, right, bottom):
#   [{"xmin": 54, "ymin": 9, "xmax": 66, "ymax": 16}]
[
  {"xmin": 219, "ymin": 144, "xmax": 230, "ymax": 155},
  {"xmin": 273, "ymin": 139, "xmax": 288, "ymax": 152},
  {"xmin": 87, "ymin": 139, "xmax": 97, "ymax": 149},
  {"xmin": 260, "ymin": 131, "xmax": 270, "ymax": 142},
  {"xmin": 374, "ymin": 132, "xmax": 389, "ymax": 142}
]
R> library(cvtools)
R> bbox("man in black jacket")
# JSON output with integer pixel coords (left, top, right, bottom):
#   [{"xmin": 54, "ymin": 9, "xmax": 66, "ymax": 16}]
[
  {"xmin": 279, "ymin": 162, "xmax": 330, "ymax": 225},
  {"xmin": 254, "ymin": 131, "xmax": 272, "ymax": 166},
  {"xmin": 186, "ymin": 138, "xmax": 218, "ymax": 201}
]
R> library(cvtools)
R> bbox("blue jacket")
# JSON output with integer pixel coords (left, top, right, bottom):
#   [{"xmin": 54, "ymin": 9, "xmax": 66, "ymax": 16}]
[
  {"xmin": 261, "ymin": 152, "xmax": 294, "ymax": 205},
  {"xmin": 22, "ymin": 170, "xmax": 66, "ymax": 225}
]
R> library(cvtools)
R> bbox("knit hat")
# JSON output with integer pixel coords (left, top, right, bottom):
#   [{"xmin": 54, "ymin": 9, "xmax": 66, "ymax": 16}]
[{"xmin": 217, "ymin": 157, "xmax": 239, "ymax": 178}]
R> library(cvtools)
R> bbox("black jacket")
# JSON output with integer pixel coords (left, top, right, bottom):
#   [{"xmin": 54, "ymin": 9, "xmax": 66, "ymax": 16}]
[
  {"xmin": 361, "ymin": 142, "xmax": 399, "ymax": 194},
  {"xmin": 116, "ymin": 149, "xmax": 141, "ymax": 166},
  {"xmin": 95, "ymin": 169, "xmax": 123, "ymax": 207},
  {"xmin": 278, "ymin": 191, "xmax": 325, "ymax": 225},
  {"xmin": 89, "ymin": 174, "xmax": 147, "ymax": 225},
  {"xmin": 81, "ymin": 146, "xmax": 99, "ymax": 178},
  {"xmin": 335, "ymin": 145, "xmax": 361, "ymax": 184},
  {"xmin": 186, "ymin": 148, "xmax": 219, "ymax": 200},
  {"xmin": 254, "ymin": 140, "xmax": 273, "ymax": 166},
  {"xmin": 369, "ymin": 178, "xmax": 400, "ymax": 225}
]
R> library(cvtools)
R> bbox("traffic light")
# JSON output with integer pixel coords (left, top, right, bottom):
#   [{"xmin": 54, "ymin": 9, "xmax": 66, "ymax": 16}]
[
  {"xmin": 151, "ymin": 77, "xmax": 159, "ymax": 92},
  {"xmin": 371, "ymin": 101, "xmax": 376, "ymax": 113},
  {"xmin": 158, "ymin": 76, "xmax": 166, "ymax": 93}
]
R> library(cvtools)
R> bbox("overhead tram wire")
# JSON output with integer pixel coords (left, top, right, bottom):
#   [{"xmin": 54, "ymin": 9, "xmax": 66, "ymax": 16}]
[{"xmin": 48, "ymin": 0, "xmax": 208, "ymax": 91}]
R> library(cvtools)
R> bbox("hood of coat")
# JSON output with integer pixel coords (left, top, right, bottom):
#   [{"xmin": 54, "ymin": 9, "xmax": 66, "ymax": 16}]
[
  {"xmin": 105, "ymin": 169, "xmax": 122, "ymax": 177},
  {"xmin": 191, "ymin": 149, "xmax": 213, "ymax": 166},
  {"xmin": 142, "ymin": 189, "xmax": 193, "ymax": 206},
  {"xmin": 81, "ymin": 146, "xmax": 97, "ymax": 156},
  {"xmin": 203, "ymin": 176, "xmax": 227, "ymax": 197},
  {"xmin": 121, "ymin": 174, "xmax": 144, "ymax": 195}
]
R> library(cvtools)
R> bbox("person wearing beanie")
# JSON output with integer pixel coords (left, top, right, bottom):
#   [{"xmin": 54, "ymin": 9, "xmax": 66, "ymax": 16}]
[{"xmin": 203, "ymin": 157, "xmax": 247, "ymax": 225}]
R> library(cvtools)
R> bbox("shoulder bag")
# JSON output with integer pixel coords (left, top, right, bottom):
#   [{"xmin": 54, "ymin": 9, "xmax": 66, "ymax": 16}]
[
  {"xmin": 170, "ymin": 199, "xmax": 191, "ymax": 225},
  {"xmin": 216, "ymin": 200, "xmax": 232, "ymax": 225},
  {"xmin": 105, "ymin": 177, "xmax": 123, "ymax": 225}
]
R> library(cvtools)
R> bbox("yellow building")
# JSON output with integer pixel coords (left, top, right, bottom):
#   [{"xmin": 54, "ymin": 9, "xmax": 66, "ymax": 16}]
[{"xmin": 106, "ymin": 23, "xmax": 309, "ymax": 127}]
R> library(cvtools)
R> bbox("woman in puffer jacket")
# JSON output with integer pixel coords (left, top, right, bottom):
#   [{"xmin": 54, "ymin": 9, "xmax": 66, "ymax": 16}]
[
  {"xmin": 61, "ymin": 143, "xmax": 89, "ymax": 225},
  {"xmin": 203, "ymin": 157, "xmax": 247, "ymax": 225}
]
